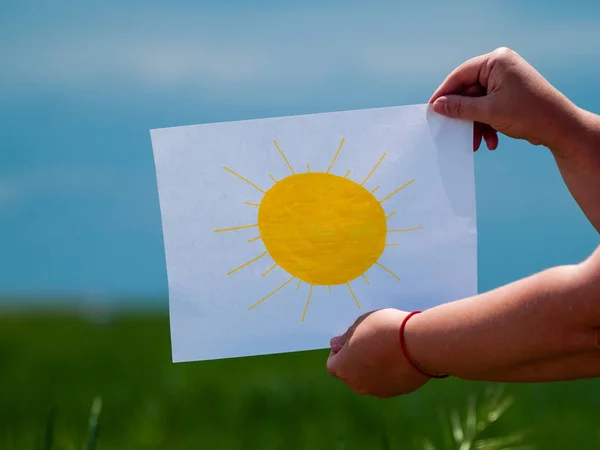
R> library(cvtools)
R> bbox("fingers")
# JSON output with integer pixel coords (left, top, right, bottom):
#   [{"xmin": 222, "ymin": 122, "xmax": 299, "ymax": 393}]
[
  {"xmin": 428, "ymin": 53, "xmax": 490, "ymax": 103},
  {"xmin": 461, "ymin": 85, "xmax": 487, "ymax": 151},
  {"xmin": 330, "ymin": 327, "xmax": 351, "ymax": 353},
  {"xmin": 330, "ymin": 335, "xmax": 343, "ymax": 354},
  {"xmin": 326, "ymin": 345, "xmax": 348, "ymax": 379},
  {"xmin": 474, "ymin": 122, "xmax": 499, "ymax": 151},
  {"xmin": 329, "ymin": 311, "xmax": 373, "ymax": 353},
  {"xmin": 327, "ymin": 312, "xmax": 370, "ymax": 377},
  {"xmin": 432, "ymin": 94, "xmax": 492, "ymax": 124},
  {"xmin": 461, "ymin": 84, "xmax": 486, "ymax": 98},
  {"xmin": 474, "ymin": 122, "xmax": 483, "ymax": 151},
  {"xmin": 326, "ymin": 350, "xmax": 339, "ymax": 377},
  {"xmin": 483, "ymin": 126, "xmax": 499, "ymax": 150}
]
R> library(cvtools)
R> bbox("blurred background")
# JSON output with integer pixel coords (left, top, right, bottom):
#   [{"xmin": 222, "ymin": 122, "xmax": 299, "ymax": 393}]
[{"xmin": 1, "ymin": 0, "xmax": 599, "ymax": 448}]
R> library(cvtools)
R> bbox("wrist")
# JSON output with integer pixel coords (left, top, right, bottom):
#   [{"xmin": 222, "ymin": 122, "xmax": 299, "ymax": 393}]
[
  {"xmin": 546, "ymin": 103, "xmax": 597, "ymax": 160},
  {"xmin": 401, "ymin": 311, "xmax": 449, "ymax": 378}
]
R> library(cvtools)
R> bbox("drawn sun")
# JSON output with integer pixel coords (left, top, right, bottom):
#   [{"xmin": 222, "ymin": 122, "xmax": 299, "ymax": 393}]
[{"xmin": 214, "ymin": 139, "xmax": 421, "ymax": 321}]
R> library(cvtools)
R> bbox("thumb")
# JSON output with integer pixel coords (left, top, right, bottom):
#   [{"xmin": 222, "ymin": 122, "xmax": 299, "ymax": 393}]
[
  {"xmin": 329, "ymin": 323, "xmax": 355, "ymax": 353},
  {"xmin": 330, "ymin": 328, "xmax": 351, "ymax": 353},
  {"xmin": 329, "ymin": 312, "xmax": 372, "ymax": 353},
  {"xmin": 432, "ymin": 95, "xmax": 491, "ymax": 122},
  {"xmin": 330, "ymin": 317, "xmax": 362, "ymax": 352}
]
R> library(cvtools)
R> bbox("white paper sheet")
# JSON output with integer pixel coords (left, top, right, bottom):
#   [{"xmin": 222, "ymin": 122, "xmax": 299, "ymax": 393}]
[{"xmin": 150, "ymin": 104, "xmax": 477, "ymax": 362}]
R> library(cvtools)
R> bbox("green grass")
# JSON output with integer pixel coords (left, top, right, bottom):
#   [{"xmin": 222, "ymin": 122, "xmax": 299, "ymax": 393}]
[{"xmin": 1, "ymin": 312, "xmax": 599, "ymax": 449}]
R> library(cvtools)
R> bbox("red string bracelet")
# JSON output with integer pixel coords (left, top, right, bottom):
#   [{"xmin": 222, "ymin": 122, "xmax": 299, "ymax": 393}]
[{"xmin": 399, "ymin": 311, "xmax": 449, "ymax": 379}]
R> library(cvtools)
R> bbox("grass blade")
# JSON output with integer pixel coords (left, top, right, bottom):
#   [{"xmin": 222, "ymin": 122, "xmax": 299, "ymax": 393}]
[
  {"xmin": 422, "ymin": 437, "xmax": 436, "ymax": 450},
  {"xmin": 86, "ymin": 397, "xmax": 103, "ymax": 450},
  {"xmin": 465, "ymin": 394, "xmax": 477, "ymax": 444},
  {"xmin": 42, "ymin": 407, "xmax": 56, "ymax": 450},
  {"xmin": 450, "ymin": 409, "xmax": 464, "ymax": 444}
]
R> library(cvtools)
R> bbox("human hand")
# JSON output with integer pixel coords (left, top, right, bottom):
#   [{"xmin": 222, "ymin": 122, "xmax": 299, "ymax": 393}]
[
  {"xmin": 326, "ymin": 308, "xmax": 431, "ymax": 398},
  {"xmin": 429, "ymin": 47, "xmax": 580, "ymax": 155}
]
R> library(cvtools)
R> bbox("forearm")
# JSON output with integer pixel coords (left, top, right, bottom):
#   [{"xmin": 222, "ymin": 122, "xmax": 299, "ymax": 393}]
[
  {"xmin": 404, "ymin": 247, "xmax": 600, "ymax": 381},
  {"xmin": 551, "ymin": 107, "xmax": 600, "ymax": 233}
]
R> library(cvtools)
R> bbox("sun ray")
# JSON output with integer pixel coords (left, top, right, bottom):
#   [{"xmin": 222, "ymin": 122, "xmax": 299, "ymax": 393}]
[
  {"xmin": 273, "ymin": 140, "xmax": 295, "ymax": 174},
  {"xmin": 302, "ymin": 284, "xmax": 313, "ymax": 322},
  {"xmin": 214, "ymin": 223, "xmax": 258, "ymax": 233},
  {"xmin": 223, "ymin": 166, "xmax": 265, "ymax": 193},
  {"xmin": 248, "ymin": 276, "xmax": 295, "ymax": 310},
  {"xmin": 386, "ymin": 243, "xmax": 398, "ymax": 247},
  {"xmin": 245, "ymin": 202, "xmax": 260, "ymax": 207},
  {"xmin": 388, "ymin": 226, "xmax": 422, "ymax": 233},
  {"xmin": 269, "ymin": 174, "xmax": 278, "ymax": 183},
  {"xmin": 361, "ymin": 274, "xmax": 370, "ymax": 285},
  {"xmin": 262, "ymin": 263, "xmax": 277, "ymax": 277},
  {"xmin": 227, "ymin": 251, "xmax": 268, "ymax": 275},
  {"xmin": 296, "ymin": 280, "xmax": 302, "ymax": 290},
  {"xmin": 375, "ymin": 261, "xmax": 400, "ymax": 280},
  {"xmin": 379, "ymin": 179, "xmax": 415, "ymax": 203},
  {"xmin": 361, "ymin": 153, "xmax": 386, "ymax": 186},
  {"xmin": 307, "ymin": 164, "xmax": 311, "ymax": 172},
  {"xmin": 386, "ymin": 211, "xmax": 396, "ymax": 219},
  {"xmin": 346, "ymin": 282, "xmax": 360, "ymax": 309},
  {"xmin": 344, "ymin": 170, "xmax": 351, "ymax": 178},
  {"xmin": 371, "ymin": 185, "xmax": 380, "ymax": 194},
  {"xmin": 328, "ymin": 285, "xmax": 331, "ymax": 293},
  {"xmin": 248, "ymin": 236, "xmax": 261, "ymax": 243},
  {"xmin": 326, "ymin": 138, "xmax": 345, "ymax": 174}
]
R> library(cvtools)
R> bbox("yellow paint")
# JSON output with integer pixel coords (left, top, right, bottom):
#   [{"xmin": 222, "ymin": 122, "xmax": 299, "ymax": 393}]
[
  {"xmin": 347, "ymin": 282, "xmax": 360, "ymax": 308},
  {"xmin": 302, "ymin": 285, "xmax": 313, "ymax": 322},
  {"xmin": 273, "ymin": 140, "xmax": 295, "ymax": 174},
  {"xmin": 386, "ymin": 243, "xmax": 398, "ymax": 247},
  {"xmin": 326, "ymin": 139, "xmax": 345, "ymax": 174},
  {"xmin": 214, "ymin": 223, "xmax": 258, "ymax": 233},
  {"xmin": 262, "ymin": 263, "xmax": 277, "ymax": 277},
  {"xmin": 227, "ymin": 251, "xmax": 267, "ymax": 275},
  {"xmin": 248, "ymin": 276, "xmax": 295, "ymax": 310},
  {"xmin": 386, "ymin": 211, "xmax": 396, "ymax": 219},
  {"xmin": 328, "ymin": 285, "xmax": 331, "ymax": 293},
  {"xmin": 248, "ymin": 236, "xmax": 261, "ymax": 243},
  {"xmin": 344, "ymin": 170, "xmax": 351, "ymax": 178},
  {"xmin": 296, "ymin": 280, "xmax": 302, "ymax": 290},
  {"xmin": 379, "ymin": 179, "xmax": 415, "ymax": 203},
  {"xmin": 361, "ymin": 274, "xmax": 370, "ymax": 284},
  {"xmin": 245, "ymin": 202, "xmax": 260, "ymax": 207},
  {"xmin": 375, "ymin": 261, "xmax": 400, "ymax": 280},
  {"xmin": 371, "ymin": 185, "xmax": 380, "ymax": 194},
  {"xmin": 258, "ymin": 172, "xmax": 386, "ymax": 285},
  {"xmin": 223, "ymin": 166, "xmax": 264, "ymax": 193},
  {"xmin": 361, "ymin": 153, "xmax": 386, "ymax": 186},
  {"xmin": 270, "ymin": 174, "xmax": 278, "ymax": 183},
  {"xmin": 388, "ymin": 226, "xmax": 422, "ymax": 233}
]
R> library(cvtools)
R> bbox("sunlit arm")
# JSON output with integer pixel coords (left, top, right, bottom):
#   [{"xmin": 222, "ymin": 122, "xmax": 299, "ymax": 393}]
[
  {"xmin": 549, "ymin": 106, "xmax": 600, "ymax": 233},
  {"xmin": 404, "ymin": 245, "xmax": 600, "ymax": 382}
]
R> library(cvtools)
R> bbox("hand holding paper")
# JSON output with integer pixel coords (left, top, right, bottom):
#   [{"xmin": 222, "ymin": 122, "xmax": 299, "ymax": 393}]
[{"xmin": 326, "ymin": 308, "xmax": 432, "ymax": 398}]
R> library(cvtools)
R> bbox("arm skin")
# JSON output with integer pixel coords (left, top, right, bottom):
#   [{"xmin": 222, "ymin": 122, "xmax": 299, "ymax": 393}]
[
  {"xmin": 550, "ymin": 107, "xmax": 600, "ymax": 233},
  {"xmin": 404, "ymin": 244, "xmax": 600, "ymax": 383}
]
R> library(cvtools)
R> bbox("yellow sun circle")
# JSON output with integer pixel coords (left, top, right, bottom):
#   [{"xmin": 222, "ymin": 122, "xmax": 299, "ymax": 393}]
[{"xmin": 258, "ymin": 172, "xmax": 386, "ymax": 286}]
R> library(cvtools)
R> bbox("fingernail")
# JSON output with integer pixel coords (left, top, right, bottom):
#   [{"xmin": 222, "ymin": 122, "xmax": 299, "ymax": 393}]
[{"xmin": 433, "ymin": 97, "xmax": 448, "ymax": 115}]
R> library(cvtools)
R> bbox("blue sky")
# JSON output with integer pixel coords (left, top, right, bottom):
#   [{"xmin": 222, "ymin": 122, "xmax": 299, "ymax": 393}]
[{"xmin": 1, "ymin": 0, "xmax": 599, "ymax": 304}]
